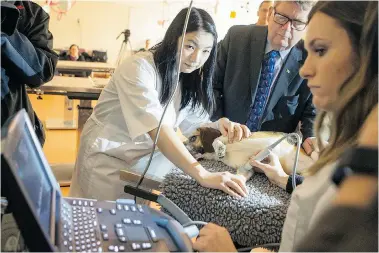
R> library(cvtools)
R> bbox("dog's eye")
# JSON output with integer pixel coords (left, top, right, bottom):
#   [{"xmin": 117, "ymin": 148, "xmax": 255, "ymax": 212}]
[{"xmin": 189, "ymin": 136, "xmax": 197, "ymax": 142}]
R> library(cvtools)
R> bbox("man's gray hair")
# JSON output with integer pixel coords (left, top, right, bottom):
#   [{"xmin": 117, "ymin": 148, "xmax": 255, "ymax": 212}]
[{"xmin": 274, "ymin": 1, "xmax": 315, "ymax": 11}]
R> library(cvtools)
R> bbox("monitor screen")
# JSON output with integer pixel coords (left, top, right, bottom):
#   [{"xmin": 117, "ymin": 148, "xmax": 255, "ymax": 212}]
[{"xmin": 3, "ymin": 112, "xmax": 57, "ymax": 239}]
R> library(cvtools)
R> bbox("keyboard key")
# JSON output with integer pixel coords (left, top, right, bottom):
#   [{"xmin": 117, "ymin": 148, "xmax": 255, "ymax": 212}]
[
  {"xmin": 98, "ymin": 247, "xmax": 103, "ymax": 252},
  {"xmin": 91, "ymin": 238, "xmax": 96, "ymax": 242},
  {"xmin": 79, "ymin": 230, "xmax": 84, "ymax": 235},
  {"xmin": 110, "ymin": 209, "xmax": 116, "ymax": 215},
  {"xmin": 114, "ymin": 246, "xmax": 119, "ymax": 252},
  {"xmin": 102, "ymin": 233, "xmax": 109, "ymax": 241},
  {"xmin": 142, "ymin": 243, "xmax": 152, "ymax": 249},
  {"xmin": 97, "ymin": 241, "xmax": 101, "ymax": 246},
  {"xmin": 119, "ymin": 237, "xmax": 126, "ymax": 242},
  {"xmin": 87, "ymin": 244, "xmax": 91, "ymax": 249},
  {"xmin": 75, "ymin": 241, "xmax": 80, "ymax": 246},
  {"xmin": 97, "ymin": 208, "xmax": 102, "ymax": 213},
  {"xmin": 100, "ymin": 224, "xmax": 107, "ymax": 231},
  {"xmin": 78, "ymin": 200, "xmax": 82, "ymax": 206},
  {"xmin": 92, "ymin": 243, "xmax": 97, "ymax": 247},
  {"xmin": 123, "ymin": 205, "xmax": 129, "ymax": 211},
  {"xmin": 147, "ymin": 227, "xmax": 158, "ymax": 242},
  {"xmin": 133, "ymin": 220, "xmax": 141, "ymax": 225},
  {"xmin": 75, "ymin": 236, "xmax": 80, "ymax": 241},
  {"xmin": 72, "ymin": 200, "xmax": 77, "ymax": 205},
  {"xmin": 119, "ymin": 245, "xmax": 125, "ymax": 252},
  {"xmin": 92, "ymin": 248, "xmax": 98, "ymax": 252},
  {"xmin": 68, "ymin": 229, "xmax": 72, "ymax": 234},
  {"xmin": 117, "ymin": 204, "xmax": 122, "ymax": 210},
  {"xmin": 69, "ymin": 245, "xmax": 73, "ymax": 251},
  {"xmin": 108, "ymin": 245, "xmax": 115, "ymax": 251},
  {"xmin": 80, "ymin": 235, "xmax": 85, "ymax": 239},
  {"xmin": 132, "ymin": 243, "xmax": 141, "ymax": 251},
  {"xmin": 90, "ymin": 202, "xmax": 94, "ymax": 207},
  {"xmin": 81, "ymin": 240, "xmax": 85, "ymax": 244},
  {"xmin": 84, "ymin": 201, "xmax": 88, "ymax": 206},
  {"xmin": 63, "ymin": 240, "xmax": 68, "ymax": 246},
  {"xmin": 85, "ymin": 234, "xmax": 90, "ymax": 238},
  {"xmin": 130, "ymin": 206, "xmax": 137, "ymax": 212},
  {"xmin": 75, "ymin": 246, "xmax": 80, "ymax": 251},
  {"xmin": 91, "ymin": 233, "xmax": 95, "ymax": 238},
  {"xmin": 90, "ymin": 228, "xmax": 94, "ymax": 233},
  {"xmin": 137, "ymin": 205, "xmax": 144, "ymax": 213},
  {"xmin": 116, "ymin": 228, "xmax": 124, "ymax": 237},
  {"xmin": 74, "ymin": 227, "xmax": 78, "ymax": 231},
  {"xmin": 115, "ymin": 223, "xmax": 122, "ymax": 228},
  {"xmin": 63, "ymin": 232, "xmax": 68, "ymax": 237},
  {"xmin": 93, "ymin": 221, "xmax": 98, "ymax": 226},
  {"xmin": 122, "ymin": 218, "xmax": 131, "ymax": 224},
  {"xmin": 81, "ymin": 245, "xmax": 86, "ymax": 250}
]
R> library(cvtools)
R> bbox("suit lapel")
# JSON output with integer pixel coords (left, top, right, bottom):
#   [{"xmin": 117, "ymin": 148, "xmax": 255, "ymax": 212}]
[{"xmin": 263, "ymin": 46, "xmax": 303, "ymax": 120}]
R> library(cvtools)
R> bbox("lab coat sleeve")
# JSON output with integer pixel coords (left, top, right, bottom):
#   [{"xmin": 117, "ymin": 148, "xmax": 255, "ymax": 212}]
[
  {"xmin": 113, "ymin": 56, "xmax": 163, "ymax": 140},
  {"xmin": 179, "ymin": 109, "xmax": 219, "ymax": 138}
]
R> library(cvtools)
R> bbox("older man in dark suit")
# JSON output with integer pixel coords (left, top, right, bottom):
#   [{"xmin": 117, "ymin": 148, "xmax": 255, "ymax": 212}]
[{"xmin": 213, "ymin": 0, "xmax": 317, "ymax": 154}]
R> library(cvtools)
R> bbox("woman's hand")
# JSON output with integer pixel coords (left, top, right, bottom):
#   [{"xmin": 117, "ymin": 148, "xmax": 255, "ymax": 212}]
[
  {"xmin": 198, "ymin": 171, "xmax": 248, "ymax": 198},
  {"xmin": 218, "ymin": 118, "xmax": 250, "ymax": 143},
  {"xmin": 193, "ymin": 223, "xmax": 237, "ymax": 252},
  {"xmin": 249, "ymin": 152, "xmax": 289, "ymax": 189}
]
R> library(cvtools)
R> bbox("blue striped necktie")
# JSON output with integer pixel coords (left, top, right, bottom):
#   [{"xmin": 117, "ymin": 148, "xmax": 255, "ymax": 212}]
[{"xmin": 246, "ymin": 50, "xmax": 279, "ymax": 131}]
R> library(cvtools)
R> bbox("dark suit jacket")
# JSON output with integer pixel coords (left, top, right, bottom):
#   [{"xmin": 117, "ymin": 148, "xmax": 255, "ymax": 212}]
[{"xmin": 212, "ymin": 25, "xmax": 316, "ymax": 140}]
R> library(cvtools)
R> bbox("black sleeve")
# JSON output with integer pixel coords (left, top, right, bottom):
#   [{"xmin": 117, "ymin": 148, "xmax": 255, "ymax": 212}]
[
  {"xmin": 300, "ymin": 93, "xmax": 316, "ymax": 140},
  {"xmin": 1, "ymin": 2, "xmax": 58, "ymax": 88},
  {"xmin": 286, "ymin": 174, "xmax": 304, "ymax": 194},
  {"xmin": 295, "ymin": 199, "xmax": 378, "ymax": 252},
  {"xmin": 211, "ymin": 28, "xmax": 232, "ymax": 121}
]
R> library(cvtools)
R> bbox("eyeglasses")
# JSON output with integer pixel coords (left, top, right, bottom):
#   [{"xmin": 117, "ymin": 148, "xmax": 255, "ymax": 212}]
[{"xmin": 273, "ymin": 8, "xmax": 307, "ymax": 31}]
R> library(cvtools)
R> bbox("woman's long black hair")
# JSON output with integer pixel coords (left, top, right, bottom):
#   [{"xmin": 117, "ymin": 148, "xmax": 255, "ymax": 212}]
[{"xmin": 151, "ymin": 7, "xmax": 217, "ymax": 114}]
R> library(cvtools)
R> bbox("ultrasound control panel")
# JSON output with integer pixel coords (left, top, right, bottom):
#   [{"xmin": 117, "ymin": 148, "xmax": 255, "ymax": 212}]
[{"xmin": 59, "ymin": 198, "xmax": 188, "ymax": 252}]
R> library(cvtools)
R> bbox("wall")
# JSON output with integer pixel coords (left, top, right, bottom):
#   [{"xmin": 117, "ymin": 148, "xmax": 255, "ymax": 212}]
[{"xmin": 39, "ymin": 0, "xmax": 263, "ymax": 64}]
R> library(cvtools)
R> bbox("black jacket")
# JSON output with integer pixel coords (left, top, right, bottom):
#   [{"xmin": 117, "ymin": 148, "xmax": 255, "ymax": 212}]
[
  {"xmin": 212, "ymin": 25, "xmax": 316, "ymax": 140},
  {"xmin": 1, "ymin": 1, "xmax": 58, "ymax": 145}
]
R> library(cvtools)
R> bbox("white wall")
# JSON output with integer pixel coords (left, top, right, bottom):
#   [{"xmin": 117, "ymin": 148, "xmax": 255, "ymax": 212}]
[{"xmin": 38, "ymin": 0, "xmax": 263, "ymax": 65}]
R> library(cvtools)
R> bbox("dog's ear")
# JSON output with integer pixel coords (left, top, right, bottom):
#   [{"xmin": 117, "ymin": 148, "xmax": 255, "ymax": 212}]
[{"xmin": 198, "ymin": 127, "xmax": 222, "ymax": 153}]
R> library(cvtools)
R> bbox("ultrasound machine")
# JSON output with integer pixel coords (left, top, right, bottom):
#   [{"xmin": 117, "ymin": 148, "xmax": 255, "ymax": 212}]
[{"xmin": 1, "ymin": 109, "xmax": 199, "ymax": 252}]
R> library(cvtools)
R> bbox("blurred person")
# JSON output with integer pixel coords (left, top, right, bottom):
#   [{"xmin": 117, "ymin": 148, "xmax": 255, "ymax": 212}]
[
  {"xmin": 1, "ymin": 0, "xmax": 58, "ymax": 146},
  {"xmin": 256, "ymin": 1, "xmax": 274, "ymax": 26}
]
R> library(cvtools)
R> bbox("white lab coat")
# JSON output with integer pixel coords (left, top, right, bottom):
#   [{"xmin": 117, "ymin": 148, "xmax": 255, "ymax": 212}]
[
  {"xmin": 69, "ymin": 52, "xmax": 215, "ymax": 201},
  {"xmin": 279, "ymin": 162, "xmax": 338, "ymax": 252}
]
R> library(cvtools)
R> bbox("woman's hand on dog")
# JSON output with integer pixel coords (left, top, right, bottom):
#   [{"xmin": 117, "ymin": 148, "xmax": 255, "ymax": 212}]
[
  {"xmin": 249, "ymin": 152, "xmax": 289, "ymax": 190},
  {"xmin": 193, "ymin": 223, "xmax": 237, "ymax": 252},
  {"xmin": 198, "ymin": 170, "xmax": 248, "ymax": 198},
  {"xmin": 218, "ymin": 118, "xmax": 251, "ymax": 144}
]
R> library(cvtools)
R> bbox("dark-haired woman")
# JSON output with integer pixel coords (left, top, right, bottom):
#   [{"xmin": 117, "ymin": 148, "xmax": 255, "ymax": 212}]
[{"xmin": 70, "ymin": 8, "xmax": 251, "ymax": 201}]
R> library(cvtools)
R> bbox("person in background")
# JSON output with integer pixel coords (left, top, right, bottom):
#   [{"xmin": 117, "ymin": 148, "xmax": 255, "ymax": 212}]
[
  {"xmin": 256, "ymin": 1, "xmax": 274, "ymax": 26},
  {"xmin": 59, "ymin": 44, "xmax": 90, "ymax": 77},
  {"xmin": 70, "ymin": 8, "xmax": 251, "ymax": 201},
  {"xmin": 59, "ymin": 44, "xmax": 85, "ymax": 62},
  {"xmin": 193, "ymin": 1, "xmax": 377, "ymax": 252},
  {"xmin": 1, "ymin": 0, "xmax": 58, "ymax": 146}
]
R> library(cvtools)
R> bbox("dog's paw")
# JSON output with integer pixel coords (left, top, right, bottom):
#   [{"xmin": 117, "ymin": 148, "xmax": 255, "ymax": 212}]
[{"xmin": 212, "ymin": 139, "xmax": 226, "ymax": 159}]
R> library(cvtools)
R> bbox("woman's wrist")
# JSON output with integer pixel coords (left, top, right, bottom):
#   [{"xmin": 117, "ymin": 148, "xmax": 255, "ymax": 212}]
[{"xmin": 189, "ymin": 162, "xmax": 210, "ymax": 183}]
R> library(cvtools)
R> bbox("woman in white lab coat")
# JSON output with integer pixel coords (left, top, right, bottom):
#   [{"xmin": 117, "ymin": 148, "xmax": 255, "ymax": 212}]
[
  {"xmin": 69, "ymin": 7, "xmax": 251, "ymax": 201},
  {"xmin": 193, "ymin": 1, "xmax": 378, "ymax": 252}
]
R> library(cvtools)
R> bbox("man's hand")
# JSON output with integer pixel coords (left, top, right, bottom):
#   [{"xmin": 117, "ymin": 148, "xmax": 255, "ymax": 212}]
[
  {"xmin": 193, "ymin": 223, "xmax": 237, "ymax": 252},
  {"xmin": 218, "ymin": 118, "xmax": 250, "ymax": 143},
  {"xmin": 302, "ymin": 137, "xmax": 316, "ymax": 155}
]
